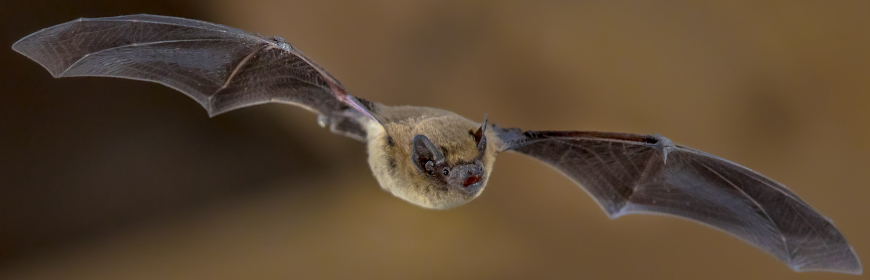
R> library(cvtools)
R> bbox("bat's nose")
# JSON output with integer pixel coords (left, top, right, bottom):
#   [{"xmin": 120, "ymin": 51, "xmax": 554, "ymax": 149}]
[{"xmin": 461, "ymin": 166, "xmax": 484, "ymax": 188}]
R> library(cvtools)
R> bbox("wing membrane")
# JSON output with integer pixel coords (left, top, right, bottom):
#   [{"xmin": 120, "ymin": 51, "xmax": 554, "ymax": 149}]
[
  {"xmin": 498, "ymin": 129, "xmax": 861, "ymax": 274},
  {"xmin": 12, "ymin": 14, "xmax": 369, "ymax": 121}
]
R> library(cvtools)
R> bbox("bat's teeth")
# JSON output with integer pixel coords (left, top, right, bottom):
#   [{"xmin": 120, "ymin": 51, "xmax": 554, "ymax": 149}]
[{"xmin": 463, "ymin": 175, "xmax": 482, "ymax": 187}]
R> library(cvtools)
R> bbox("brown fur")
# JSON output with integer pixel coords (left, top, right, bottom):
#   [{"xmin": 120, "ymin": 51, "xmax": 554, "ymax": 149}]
[{"xmin": 364, "ymin": 105, "xmax": 501, "ymax": 209}]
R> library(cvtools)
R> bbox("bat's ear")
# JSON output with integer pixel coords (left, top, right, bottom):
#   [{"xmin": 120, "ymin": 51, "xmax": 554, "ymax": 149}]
[
  {"xmin": 472, "ymin": 116, "xmax": 488, "ymax": 158},
  {"xmin": 412, "ymin": 134, "xmax": 445, "ymax": 174}
]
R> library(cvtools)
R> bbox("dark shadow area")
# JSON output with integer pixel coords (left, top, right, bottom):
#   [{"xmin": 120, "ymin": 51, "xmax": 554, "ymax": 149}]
[{"xmin": 0, "ymin": 0, "xmax": 337, "ymax": 263}]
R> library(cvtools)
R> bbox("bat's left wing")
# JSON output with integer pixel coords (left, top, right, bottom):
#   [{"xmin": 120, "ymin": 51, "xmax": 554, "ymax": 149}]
[
  {"xmin": 12, "ymin": 14, "xmax": 379, "ymax": 140},
  {"xmin": 494, "ymin": 127, "xmax": 861, "ymax": 274}
]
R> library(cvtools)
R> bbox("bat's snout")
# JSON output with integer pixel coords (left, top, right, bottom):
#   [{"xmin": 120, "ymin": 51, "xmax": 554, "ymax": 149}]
[{"xmin": 454, "ymin": 164, "xmax": 485, "ymax": 192}]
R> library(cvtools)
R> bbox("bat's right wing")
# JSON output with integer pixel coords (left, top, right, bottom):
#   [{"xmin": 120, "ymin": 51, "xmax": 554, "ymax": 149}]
[
  {"xmin": 494, "ymin": 127, "xmax": 861, "ymax": 274},
  {"xmin": 13, "ymin": 14, "xmax": 379, "ymax": 140}
]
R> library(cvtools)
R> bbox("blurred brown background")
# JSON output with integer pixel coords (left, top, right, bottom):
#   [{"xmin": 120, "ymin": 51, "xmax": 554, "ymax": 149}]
[{"xmin": 1, "ymin": 0, "xmax": 868, "ymax": 279}]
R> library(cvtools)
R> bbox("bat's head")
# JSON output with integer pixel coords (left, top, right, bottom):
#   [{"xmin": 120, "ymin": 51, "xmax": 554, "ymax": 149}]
[
  {"xmin": 399, "ymin": 120, "xmax": 491, "ymax": 209},
  {"xmin": 406, "ymin": 133, "xmax": 487, "ymax": 209},
  {"xmin": 368, "ymin": 113, "xmax": 496, "ymax": 210}
]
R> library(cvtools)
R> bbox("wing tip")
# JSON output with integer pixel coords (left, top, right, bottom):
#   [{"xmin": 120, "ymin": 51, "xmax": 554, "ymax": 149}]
[
  {"xmin": 607, "ymin": 207, "xmax": 864, "ymax": 275},
  {"xmin": 12, "ymin": 19, "xmax": 80, "ymax": 78},
  {"xmin": 11, "ymin": 29, "xmax": 37, "ymax": 57},
  {"xmin": 788, "ymin": 245, "xmax": 863, "ymax": 275},
  {"xmin": 791, "ymin": 264, "xmax": 863, "ymax": 275},
  {"xmin": 11, "ymin": 37, "xmax": 26, "ymax": 54},
  {"xmin": 12, "ymin": 38, "xmax": 64, "ymax": 78},
  {"xmin": 851, "ymin": 245, "xmax": 864, "ymax": 275}
]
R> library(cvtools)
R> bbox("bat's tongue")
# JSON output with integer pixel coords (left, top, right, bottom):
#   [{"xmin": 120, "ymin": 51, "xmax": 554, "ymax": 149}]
[{"xmin": 463, "ymin": 175, "xmax": 482, "ymax": 187}]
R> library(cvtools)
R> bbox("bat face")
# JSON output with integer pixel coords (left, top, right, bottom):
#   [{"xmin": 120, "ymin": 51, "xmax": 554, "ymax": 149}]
[{"xmin": 412, "ymin": 134, "xmax": 486, "ymax": 193}]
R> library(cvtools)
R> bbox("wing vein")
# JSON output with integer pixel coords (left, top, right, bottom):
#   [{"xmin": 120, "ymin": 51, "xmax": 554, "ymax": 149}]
[
  {"xmin": 79, "ymin": 17, "xmax": 257, "ymax": 40},
  {"xmin": 621, "ymin": 143, "xmax": 642, "ymax": 175},
  {"xmin": 58, "ymin": 38, "xmax": 234, "ymax": 77},
  {"xmin": 210, "ymin": 44, "xmax": 264, "ymax": 102},
  {"xmin": 608, "ymin": 142, "xmax": 635, "ymax": 180},
  {"xmin": 698, "ymin": 161, "xmax": 790, "ymax": 262},
  {"xmin": 678, "ymin": 148, "xmax": 805, "ymax": 205}
]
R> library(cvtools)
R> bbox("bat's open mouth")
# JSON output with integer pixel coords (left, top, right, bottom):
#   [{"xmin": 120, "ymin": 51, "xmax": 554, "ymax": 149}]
[{"xmin": 462, "ymin": 175, "xmax": 482, "ymax": 187}]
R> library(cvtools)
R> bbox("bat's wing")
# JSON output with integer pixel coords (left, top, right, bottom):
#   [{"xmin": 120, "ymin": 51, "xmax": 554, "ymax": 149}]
[
  {"xmin": 12, "ymin": 14, "xmax": 379, "ymax": 140},
  {"xmin": 495, "ymin": 127, "xmax": 861, "ymax": 274}
]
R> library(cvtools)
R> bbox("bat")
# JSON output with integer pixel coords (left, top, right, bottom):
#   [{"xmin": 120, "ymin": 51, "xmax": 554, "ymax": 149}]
[{"xmin": 12, "ymin": 14, "xmax": 862, "ymax": 274}]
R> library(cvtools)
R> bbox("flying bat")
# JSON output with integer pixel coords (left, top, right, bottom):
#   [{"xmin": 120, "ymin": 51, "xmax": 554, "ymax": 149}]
[{"xmin": 12, "ymin": 14, "xmax": 862, "ymax": 274}]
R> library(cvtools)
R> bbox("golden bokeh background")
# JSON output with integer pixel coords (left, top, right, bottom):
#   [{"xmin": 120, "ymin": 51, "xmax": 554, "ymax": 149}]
[{"xmin": 1, "ymin": 1, "xmax": 868, "ymax": 279}]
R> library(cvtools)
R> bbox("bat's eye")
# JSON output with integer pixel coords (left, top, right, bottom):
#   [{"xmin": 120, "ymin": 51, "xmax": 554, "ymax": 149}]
[{"xmin": 442, "ymin": 168, "xmax": 450, "ymax": 176}]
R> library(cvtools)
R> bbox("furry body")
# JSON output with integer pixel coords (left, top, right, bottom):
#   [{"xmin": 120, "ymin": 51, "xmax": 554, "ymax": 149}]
[{"xmin": 365, "ymin": 105, "xmax": 500, "ymax": 209}]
